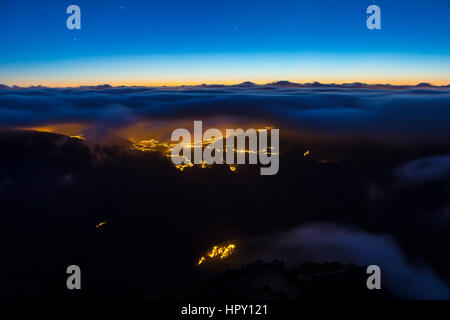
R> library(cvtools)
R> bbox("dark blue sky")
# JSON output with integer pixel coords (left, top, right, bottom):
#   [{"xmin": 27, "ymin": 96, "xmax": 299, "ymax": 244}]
[{"xmin": 0, "ymin": 0, "xmax": 449, "ymax": 86}]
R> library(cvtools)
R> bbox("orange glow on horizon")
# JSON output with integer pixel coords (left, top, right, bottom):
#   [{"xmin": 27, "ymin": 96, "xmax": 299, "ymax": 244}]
[{"xmin": 4, "ymin": 78, "xmax": 450, "ymax": 88}]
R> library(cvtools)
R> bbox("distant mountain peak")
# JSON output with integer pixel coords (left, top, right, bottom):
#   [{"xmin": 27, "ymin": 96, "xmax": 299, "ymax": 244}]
[
  {"xmin": 234, "ymin": 81, "xmax": 256, "ymax": 86},
  {"xmin": 271, "ymin": 80, "xmax": 298, "ymax": 86},
  {"xmin": 416, "ymin": 82, "xmax": 433, "ymax": 87}
]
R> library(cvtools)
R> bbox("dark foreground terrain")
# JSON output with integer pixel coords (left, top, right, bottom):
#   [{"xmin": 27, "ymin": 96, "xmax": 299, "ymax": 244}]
[{"xmin": 1, "ymin": 129, "xmax": 449, "ymax": 299}]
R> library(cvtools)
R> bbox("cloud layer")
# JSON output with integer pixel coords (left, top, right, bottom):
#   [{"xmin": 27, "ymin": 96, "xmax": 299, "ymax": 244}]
[
  {"xmin": 395, "ymin": 155, "xmax": 450, "ymax": 186},
  {"xmin": 250, "ymin": 223, "xmax": 450, "ymax": 299},
  {"xmin": 1, "ymin": 85, "xmax": 449, "ymax": 145}
]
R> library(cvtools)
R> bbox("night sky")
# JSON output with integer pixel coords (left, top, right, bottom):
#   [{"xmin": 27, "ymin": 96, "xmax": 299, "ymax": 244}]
[{"xmin": 0, "ymin": 0, "xmax": 449, "ymax": 85}]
